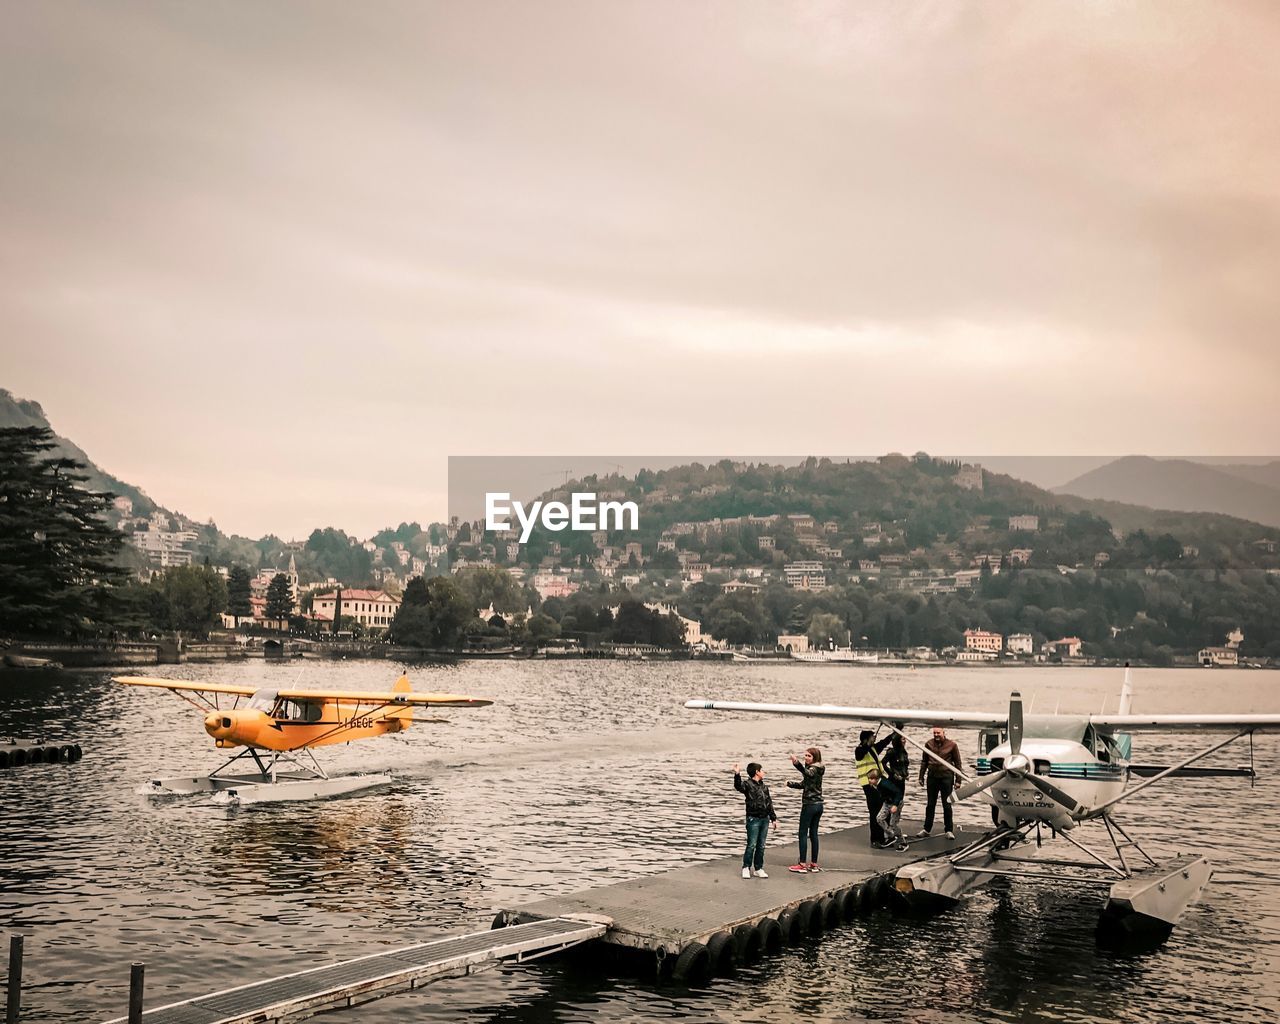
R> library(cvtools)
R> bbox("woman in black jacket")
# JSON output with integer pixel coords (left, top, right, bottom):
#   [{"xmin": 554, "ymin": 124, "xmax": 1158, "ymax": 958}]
[{"xmin": 786, "ymin": 747, "xmax": 825, "ymax": 872}]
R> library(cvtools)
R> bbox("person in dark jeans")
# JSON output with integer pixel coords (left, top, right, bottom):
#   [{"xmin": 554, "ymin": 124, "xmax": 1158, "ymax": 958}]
[
  {"xmin": 787, "ymin": 747, "xmax": 825, "ymax": 872},
  {"xmin": 855, "ymin": 729, "xmax": 892, "ymax": 846},
  {"xmin": 868, "ymin": 768, "xmax": 907, "ymax": 849},
  {"xmin": 733, "ymin": 761, "xmax": 778, "ymax": 878},
  {"xmin": 916, "ymin": 726, "xmax": 963, "ymax": 839}
]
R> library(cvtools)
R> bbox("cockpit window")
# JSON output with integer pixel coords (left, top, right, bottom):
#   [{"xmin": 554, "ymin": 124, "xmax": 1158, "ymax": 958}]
[
  {"xmin": 279, "ymin": 699, "xmax": 322, "ymax": 722},
  {"xmin": 1087, "ymin": 725, "xmax": 1125, "ymax": 763}
]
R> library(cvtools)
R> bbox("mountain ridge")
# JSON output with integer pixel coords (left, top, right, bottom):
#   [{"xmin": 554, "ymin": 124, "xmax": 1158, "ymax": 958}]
[{"xmin": 1054, "ymin": 455, "xmax": 1280, "ymax": 529}]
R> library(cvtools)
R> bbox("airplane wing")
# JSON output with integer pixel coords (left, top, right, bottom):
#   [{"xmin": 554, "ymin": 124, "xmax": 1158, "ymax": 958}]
[
  {"xmin": 684, "ymin": 699, "xmax": 1005, "ymax": 729},
  {"xmin": 276, "ymin": 687, "xmax": 492, "ymax": 708},
  {"xmin": 1090, "ymin": 714, "xmax": 1280, "ymax": 733},
  {"xmin": 115, "ymin": 676, "xmax": 491, "ymax": 708},
  {"xmin": 116, "ymin": 676, "xmax": 258, "ymax": 696}
]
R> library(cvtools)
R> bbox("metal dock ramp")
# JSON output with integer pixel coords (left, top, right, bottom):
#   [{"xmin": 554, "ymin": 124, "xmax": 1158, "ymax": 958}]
[{"xmin": 101, "ymin": 917, "xmax": 607, "ymax": 1024}]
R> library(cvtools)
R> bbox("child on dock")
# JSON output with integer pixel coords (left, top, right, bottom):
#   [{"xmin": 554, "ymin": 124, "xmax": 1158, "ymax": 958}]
[
  {"xmin": 868, "ymin": 768, "xmax": 907, "ymax": 850},
  {"xmin": 787, "ymin": 747, "xmax": 825, "ymax": 872},
  {"xmin": 733, "ymin": 762, "xmax": 778, "ymax": 878}
]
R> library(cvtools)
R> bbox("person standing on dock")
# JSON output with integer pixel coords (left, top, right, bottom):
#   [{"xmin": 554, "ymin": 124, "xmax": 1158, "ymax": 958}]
[
  {"xmin": 867, "ymin": 768, "xmax": 907, "ymax": 850},
  {"xmin": 855, "ymin": 730, "xmax": 892, "ymax": 847},
  {"xmin": 884, "ymin": 733, "xmax": 910, "ymax": 787},
  {"xmin": 916, "ymin": 726, "xmax": 963, "ymax": 840},
  {"xmin": 733, "ymin": 762, "xmax": 778, "ymax": 878},
  {"xmin": 787, "ymin": 747, "xmax": 825, "ymax": 872}
]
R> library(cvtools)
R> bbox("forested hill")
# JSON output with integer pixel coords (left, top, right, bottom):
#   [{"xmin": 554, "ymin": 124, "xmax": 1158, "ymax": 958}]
[
  {"xmin": 535, "ymin": 455, "xmax": 1279, "ymax": 558},
  {"xmin": 0, "ymin": 389, "xmax": 155, "ymax": 512}
]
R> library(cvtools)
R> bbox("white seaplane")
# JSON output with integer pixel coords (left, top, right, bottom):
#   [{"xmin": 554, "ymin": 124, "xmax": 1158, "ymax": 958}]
[{"xmin": 686, "ymin": 668, "xmax": 1279, "ymax": 949}]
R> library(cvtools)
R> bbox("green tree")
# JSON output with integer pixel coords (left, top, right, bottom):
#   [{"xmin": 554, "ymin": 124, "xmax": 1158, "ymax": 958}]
[
  {"xmin": 0, "ymin": 426, "xmax": 127, "ymax": 638},
  {"xmin": 226, "ymin": 564, "xmax": 253, "ymax": 619},
  {"xmin": 388, "ymin": 576, "xmax": 473, "ymax": 648},
  {"xmin": 528, "ymin": 613, "xmax": 560, "ymax": 642},
  {"xmin": 265, "ymin": 573, "xmax": 294, "ymax": 621},
  {"xmin": 455, "ymin": 565, "xmax": 524, "ymax": 613},
  {"xmin": 807, "ymin": 611, "xmax": 848, "ymax": 648},
  {"xmin": 161, "ymin": 565, "xmax": 228, "ymax": 636}
]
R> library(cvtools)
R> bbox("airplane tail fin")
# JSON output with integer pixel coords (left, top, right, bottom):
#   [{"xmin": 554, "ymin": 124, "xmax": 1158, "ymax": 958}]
[
  {"xmin": 392, "ymin": 674, "xmax": 414, "ymax": 730},
  {"xmin": 1118, "ymin": 662, "xmax": 1134, "ymax": 717}
]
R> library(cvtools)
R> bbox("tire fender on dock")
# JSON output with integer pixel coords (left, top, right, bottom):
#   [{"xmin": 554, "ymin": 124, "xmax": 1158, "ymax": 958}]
[
  {"xmin": 819, "ymin": 896, "xmax": 840, "ymax": 929},
  {"xmin": 733, "ymin": 923, "xmax": 762, "ymax": 964},
  {"xmin": 865, "ymin": 875, "xmax": 890, "ymax": 908},
  {"xmin": 755, "ymin": 917, "xmax": 783, "ymax": 955},
  {"xmin": 838, "ymin": 886, "xmax": 859, "ymax": 922},
  {"xmin": 672, "ymin": 941, "xmax": 710, "ymax": 985},
  {"xmin": 776, "ymin": 908, "xmax": 800, "ymax": 944},
  {"xmin": 704, "ymin": 931, "xmax": 737, "ymax": 974},
  {"xmin": 796, "ymin": 899, "xmax": 822, "ymax": 937}
]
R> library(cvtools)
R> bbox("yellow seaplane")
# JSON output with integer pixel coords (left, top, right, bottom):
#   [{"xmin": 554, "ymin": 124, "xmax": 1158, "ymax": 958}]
[{"xmin": 116, "ymin": 674, "xmax": 492, "ymax": 805}]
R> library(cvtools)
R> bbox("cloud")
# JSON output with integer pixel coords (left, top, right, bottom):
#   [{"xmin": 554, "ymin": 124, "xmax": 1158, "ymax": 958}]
[{"xmin": 1, "ymin": 1, "xmax": 1278, "ymax": 535}]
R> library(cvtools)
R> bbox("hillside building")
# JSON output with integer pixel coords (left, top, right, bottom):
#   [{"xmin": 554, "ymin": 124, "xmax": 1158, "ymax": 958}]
[
  {"xmin": 1007, "ymin": 633, "xmax": 1034, "ymax": 655},
  {"xmin": 311, "ymin": 588, "xmax": 400, "ymax": 630},
  {"xmin": 784, "ymin": 561, "xmax": 827, "ymax": 591},
  {"xmin": 963, "ymin": 628, "xmax": 1003, "ymax": 654}
]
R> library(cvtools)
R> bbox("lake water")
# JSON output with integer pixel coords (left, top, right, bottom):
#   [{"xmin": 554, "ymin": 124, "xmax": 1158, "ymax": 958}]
[{"xmin": 2, "ymin": 661, "xmax": 1278, "ymax": 1022}]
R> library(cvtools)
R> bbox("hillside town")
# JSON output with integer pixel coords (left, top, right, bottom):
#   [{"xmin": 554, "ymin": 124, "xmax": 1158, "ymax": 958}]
[{"xmin": 97, "ymin": 456, "xmax": 1280, "ymax": 667}]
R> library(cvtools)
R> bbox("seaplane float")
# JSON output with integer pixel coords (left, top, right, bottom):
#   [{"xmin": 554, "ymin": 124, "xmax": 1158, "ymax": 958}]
[
  {"xmin": 116, "ymin": 674, "xmax": 491, "ymax": 805},
  {"xmin": 686, "ymin": 667, "xmax": 1279, "ymax": 949}
]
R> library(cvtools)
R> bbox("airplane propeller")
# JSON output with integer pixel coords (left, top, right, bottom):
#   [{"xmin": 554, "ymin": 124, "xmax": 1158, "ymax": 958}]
[
  {"xmin": 951, "ymin": 691, "xmax": 1084, "ymax": 816},
  {"xmin": 1008, "ymin": 690, "xmax": 1023, "ymax": 757}
]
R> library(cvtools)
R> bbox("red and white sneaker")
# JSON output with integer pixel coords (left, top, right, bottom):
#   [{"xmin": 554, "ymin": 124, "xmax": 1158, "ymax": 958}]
[
  {"xmin": 788, "ymin": 863, "xmax": 808, "ymax": 873},
  {"xmin": 808, "ymin": 863, "xmax": 822, "ymax": 872}
]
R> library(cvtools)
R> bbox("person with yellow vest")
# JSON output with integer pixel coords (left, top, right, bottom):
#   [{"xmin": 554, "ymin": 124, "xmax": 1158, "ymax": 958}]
[{"xmin": 855, "ymin": 729, "xmax": 893, "ymax": 847}]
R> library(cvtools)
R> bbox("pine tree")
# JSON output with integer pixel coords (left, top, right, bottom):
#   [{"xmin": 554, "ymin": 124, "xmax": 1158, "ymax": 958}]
[
  {"xmin": 265, "ymin": 572, "xmax": 294, "ymax": 621},
  {"xmin": 226, "ymin": 564, "xmax": 253, "ymax": 618},
  {"xmin": 0, "ymin": 426, "xmax": 127, "ymax": 638}
]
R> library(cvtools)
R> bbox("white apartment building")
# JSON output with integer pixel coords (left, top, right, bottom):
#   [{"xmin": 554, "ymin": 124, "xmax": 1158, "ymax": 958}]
[
  {"xmin": 1007, "ymin": 633, "xmax": 1034, "ymax": 655},
  {"xmin": 131, "ymin": 524, "xmax": 199, "ymax": 568},
  {"xmin": 784, "ymin": 561, "xmax": 827, "ymax": 591},
  {"xmin": 311, "ymin": 589, "xmax": 400, "ymax": 630}
]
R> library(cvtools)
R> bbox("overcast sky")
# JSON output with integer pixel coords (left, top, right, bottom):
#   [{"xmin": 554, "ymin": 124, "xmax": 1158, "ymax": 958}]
[{"xmin": 2, "ymin": 2, "xmax": 1278, "ymax": 538}]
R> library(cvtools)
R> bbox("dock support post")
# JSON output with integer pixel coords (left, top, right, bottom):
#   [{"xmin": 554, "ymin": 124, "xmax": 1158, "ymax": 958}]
[
  {"xmin": 5, "ymin": 935, "xmax": 22, "ymax": 1024},
  {"xmin": 128, "ymin": 963, "xmax": 144, "ymax": 1024}
]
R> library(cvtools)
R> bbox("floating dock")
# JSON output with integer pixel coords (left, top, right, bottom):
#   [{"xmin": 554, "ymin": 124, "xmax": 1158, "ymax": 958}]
[
  {"xmin": 499, "ymin": 820, "xmax": 986, "ymax": 981},
  {"xmin": 0, "ymin": 738, "xmax": 81, "ymax": 769},
  {"xmin": 88, "ymin": 820, "xmax": 982, "ymax": 1021}
]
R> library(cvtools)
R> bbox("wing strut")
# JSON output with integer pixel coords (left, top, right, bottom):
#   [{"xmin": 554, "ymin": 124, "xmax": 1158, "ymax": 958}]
[
  {"xmin": 1092, "ymin": 730, "xmax": 1249, "ymax": 816},
  {"xmin": 878, "ymin": 721, "xmax": 971, "ymax": 783}
]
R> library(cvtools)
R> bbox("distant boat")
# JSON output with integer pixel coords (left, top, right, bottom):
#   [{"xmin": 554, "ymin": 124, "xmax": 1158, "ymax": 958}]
[{"xmin": 791, "ymin": 649, "xmax": 878, "ymax": 664}]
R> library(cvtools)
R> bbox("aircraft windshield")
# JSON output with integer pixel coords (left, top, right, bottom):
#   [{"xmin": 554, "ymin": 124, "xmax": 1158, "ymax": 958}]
[
  {"xmin": 1022, "ymin": 715, "xmax": 1088, "ymax": 742},
  {"xmin": 248, "ymin": 689, "xmax": 278, "ymax": 712}
]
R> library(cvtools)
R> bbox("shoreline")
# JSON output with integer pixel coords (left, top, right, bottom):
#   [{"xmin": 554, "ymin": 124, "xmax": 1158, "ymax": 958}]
[{"xmin": 1, "ymin": 640, "xmax": 1272, "ymax": 672}]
